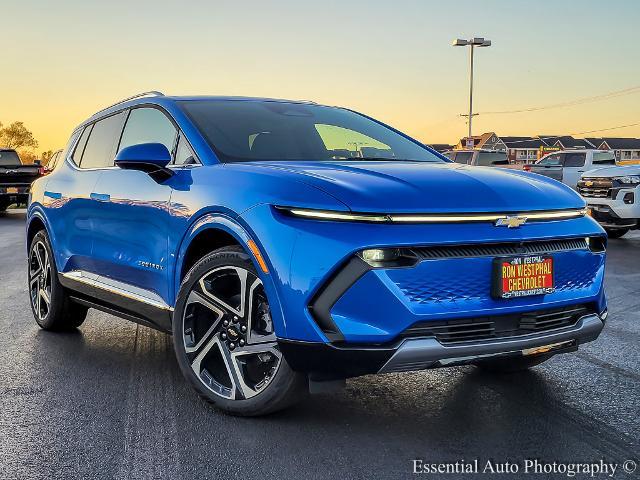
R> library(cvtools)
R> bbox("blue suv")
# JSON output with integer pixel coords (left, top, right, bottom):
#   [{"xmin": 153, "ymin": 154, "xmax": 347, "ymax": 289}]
[{"xmin": 27, "ymin": 92, "xmax": 607, "ymax": 415}]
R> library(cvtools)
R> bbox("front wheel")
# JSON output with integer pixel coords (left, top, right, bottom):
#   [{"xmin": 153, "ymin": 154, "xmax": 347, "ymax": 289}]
[
  {"xmin": 605, "ymin": 228, "xmax": 629, "ymax": 239},
  {"xmin": 173, "ymin": 246, "xmax": 306, "ymax": 416}
]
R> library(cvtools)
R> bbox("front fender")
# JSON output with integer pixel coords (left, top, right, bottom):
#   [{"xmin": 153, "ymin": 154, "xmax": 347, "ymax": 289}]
[{"xmin": 172, "ymin": 212, "xmax": 290, "ymax": 340}]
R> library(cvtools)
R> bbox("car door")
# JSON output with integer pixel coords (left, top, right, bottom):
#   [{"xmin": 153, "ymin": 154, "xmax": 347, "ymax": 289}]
[
  {"xmin": 43, "ymin": 113, "xmax": 127, "ymax": 275},
  {"xmin": 531, "ymin": 153, "xmax": 563, "ymax": 181},
  {"xmin": 89, "ymin": 106, "xmax": 177, "ymax": 304},
  {"xmin": 561, "ymin": 152, "xmax": 587, "ymax": 189}
]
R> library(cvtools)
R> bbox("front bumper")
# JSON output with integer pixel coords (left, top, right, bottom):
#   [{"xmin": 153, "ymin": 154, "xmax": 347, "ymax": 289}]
[
  {"xmin": 279, "ymin": 311, "xmax": 605, "ymax": 378},
  {"xmin": 587, "ymin": 195, "xmax": 640, "ymax": 229}
]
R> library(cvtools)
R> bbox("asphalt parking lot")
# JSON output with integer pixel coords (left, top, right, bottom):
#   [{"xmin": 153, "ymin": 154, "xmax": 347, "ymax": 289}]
[{"xmin": 0, "ymin": 208, "xmax": 638, "ymax": 480}]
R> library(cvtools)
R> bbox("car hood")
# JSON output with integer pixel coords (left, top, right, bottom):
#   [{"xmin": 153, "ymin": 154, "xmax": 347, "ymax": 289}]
[
  {"xmin": 243, "ymin": 160, "xmax": 584, "ymax": 213},
  {"xmin": 583, "ymin": 164, "xmax": 640, "ymax": 178}
]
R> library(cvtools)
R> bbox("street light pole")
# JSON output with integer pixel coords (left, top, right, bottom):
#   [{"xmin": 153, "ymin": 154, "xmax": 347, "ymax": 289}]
[
  {"xmin": 452, "ymin": 37, "xmax": 491, "ymax": 147},
  {"xmin": 468, "ymin": 43, "xmax": 474, "ymax": 141}
]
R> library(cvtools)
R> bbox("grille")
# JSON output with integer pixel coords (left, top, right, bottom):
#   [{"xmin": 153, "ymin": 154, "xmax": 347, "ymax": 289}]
[
  {"xmin": 578, "ymin": 178, "xmax": 613, "ymax": 199},
  {"xmin": 401, "ymin": 305, "xmax": 593, "ymax": 344},
  {"xmin": 412, "ymin": 238, "xmax": 588, "ymax": 260}
]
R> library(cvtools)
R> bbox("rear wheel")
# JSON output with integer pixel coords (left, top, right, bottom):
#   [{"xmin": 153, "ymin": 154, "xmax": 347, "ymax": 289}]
[
  {"xmin": 475, "ymin": 354, "xmax": 551, "ymax": 373},
  {"xmin": 605, "ymin": 228, "xmax": 629, "ymax": 239},
  {"xmin": 29, "ymin": 230, "xmax": 88, "ymax": 330},
  {"xmin": 173, "ymin": 246, "xmax": 306, "ymax": 416}
]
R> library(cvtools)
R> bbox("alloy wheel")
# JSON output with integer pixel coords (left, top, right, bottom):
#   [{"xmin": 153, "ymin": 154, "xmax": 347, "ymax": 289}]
[
  {"xmin": 29, "ymin": 240, "xmax": 52, "ymax": 321},
  {"xmin": 182, "ymin": 266, "xmax": 282, "ymax": 400}
]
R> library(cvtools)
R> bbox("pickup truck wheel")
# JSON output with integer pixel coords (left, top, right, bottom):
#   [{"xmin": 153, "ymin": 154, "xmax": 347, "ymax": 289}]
[
  {"xmin": 475, "ymin": 354, "xmax": 551, "ymax": 373},
  {"xmin": 605, "ymin": 228, "xmax": 629, "ymax": 239},
  {"xmin": 173, "ymin": 246, "xmax": 307, "ymax": 416},
  {"xmin": 28, "ymin": 230, "xmax": 88, "ymax": 330}
]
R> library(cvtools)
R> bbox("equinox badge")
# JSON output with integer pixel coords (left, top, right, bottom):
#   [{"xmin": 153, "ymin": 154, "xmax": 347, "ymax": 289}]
[{"xmin": 495, "ymin": 215, "xmax": 528, "ymax": 228}]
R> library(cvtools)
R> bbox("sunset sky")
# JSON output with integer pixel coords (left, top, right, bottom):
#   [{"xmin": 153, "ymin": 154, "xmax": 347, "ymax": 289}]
[{"xmin": 2, "ymin": 0, "xmax": 639, "ymax": 153}]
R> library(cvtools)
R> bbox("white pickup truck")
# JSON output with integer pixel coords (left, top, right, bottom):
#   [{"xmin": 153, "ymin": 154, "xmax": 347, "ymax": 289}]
[
  {"xmin": 444, "ymin": 149, "xmax": 521, "ymax": 169},
  {"xmin": 525, "ymin": 149, "xmax": 617, "ymax": 190},
  {"xmin": 577, "ymin": 165, "xmax": 640, "ymax": 238}
]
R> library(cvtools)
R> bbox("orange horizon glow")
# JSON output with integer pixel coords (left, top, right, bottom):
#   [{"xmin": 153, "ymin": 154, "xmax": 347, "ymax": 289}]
[{"xmin": 2, "ymin": 0, "xmax": 639, "ymax": 153}]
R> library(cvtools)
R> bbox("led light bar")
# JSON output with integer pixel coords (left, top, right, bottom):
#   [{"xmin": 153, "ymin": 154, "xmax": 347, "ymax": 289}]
[{"xmin": 277, "ymin": 207, "xmax": 587, "ymax": 224}]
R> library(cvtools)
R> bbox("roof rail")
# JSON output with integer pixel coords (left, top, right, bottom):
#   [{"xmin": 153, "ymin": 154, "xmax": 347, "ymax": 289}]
[{"xmin": 93, "ymin": 91, "xmax": 165, "ymax": 116}]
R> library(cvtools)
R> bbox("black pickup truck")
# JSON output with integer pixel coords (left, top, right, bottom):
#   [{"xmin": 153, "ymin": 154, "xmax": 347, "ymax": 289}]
[{"xmin": 0, "ymin": 149, "xmax": 42, "ymax": 211}]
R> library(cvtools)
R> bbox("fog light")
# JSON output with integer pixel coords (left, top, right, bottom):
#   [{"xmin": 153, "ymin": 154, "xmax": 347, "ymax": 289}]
[
  {"xmin": 623, "ymin": 192, "xmax": 634, "ymax": 204},
  {"xmin": 360, "ymin": 248, "xmax": 400, "ymax": 264}
]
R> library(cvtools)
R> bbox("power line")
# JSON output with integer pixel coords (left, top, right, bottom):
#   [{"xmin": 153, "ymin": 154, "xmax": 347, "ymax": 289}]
[
  {"xmin": 477, "ymin": 85, "xmax": 640, "ymax": 115},
  {"xmin": 569, "ymin": 122, "xmax": 640, "ymax": 136}
]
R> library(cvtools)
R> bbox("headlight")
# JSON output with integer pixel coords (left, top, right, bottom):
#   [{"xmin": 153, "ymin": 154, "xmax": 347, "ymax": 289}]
[
  {"xmin": 615, "ymin": 175, "xmax": 640, "ymax": 185},
  {"xmin": 275, "ymin": 206, "xmax": 586, "ymax": 223}
]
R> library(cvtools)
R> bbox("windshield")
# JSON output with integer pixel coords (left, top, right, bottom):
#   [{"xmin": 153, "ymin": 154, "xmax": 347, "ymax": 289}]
[
  {"xmin": 178, "ymin": 100, "xmax": 443, "ymax": 163},
  {"xmin": 476, "ymin": 151, "xmax": 508, "ymax": 166},
  {"xmin": 593, "ymin": 152, "xmax": 617, "ymax": 165},
  {"xmin": 0, "ymin": 150, "xmax": 21, "ymax": 166}
]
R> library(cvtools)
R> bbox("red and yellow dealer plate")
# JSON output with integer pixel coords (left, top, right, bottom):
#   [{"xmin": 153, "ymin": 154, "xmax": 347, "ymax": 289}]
[{"xmin": 492, "ymin": 255, "xmax": 555, "ymax": 299}]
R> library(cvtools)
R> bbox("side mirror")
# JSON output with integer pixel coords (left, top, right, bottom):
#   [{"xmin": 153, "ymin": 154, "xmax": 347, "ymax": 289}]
[{"xmin": 115, "ymin": 143, "xmax": 174, "ymax": 182}]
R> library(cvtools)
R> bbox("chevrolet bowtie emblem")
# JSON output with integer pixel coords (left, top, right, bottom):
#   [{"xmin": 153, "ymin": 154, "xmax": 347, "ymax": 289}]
[
  {"xmin": 584, "ymin": 180, "xmax": 594, "ymax": 187},
  {"xmin": 495, "ymin": 215, "xmax": 528, "ymax": 228}
]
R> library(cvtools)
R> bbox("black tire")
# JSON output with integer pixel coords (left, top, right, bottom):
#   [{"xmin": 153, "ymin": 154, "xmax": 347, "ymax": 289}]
[
  {"xmin": 475, "ymin": 354, "xmax": 551, "ymax": 373},
  {"xmin": 28, "ymin": 230, "xmax": 88, "ymax": 330},
  {"xmin": 173, "ymin": 246, "xmax": 307, "ymax": 416},
  {"xmin": 605, "ymin": 228, "xmax": 629, "ymax": 239}
]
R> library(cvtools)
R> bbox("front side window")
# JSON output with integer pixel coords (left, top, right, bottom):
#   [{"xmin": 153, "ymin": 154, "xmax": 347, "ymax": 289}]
[
  {"xmin": 173, "ymin": 134, "xmax": 198, "ymax": 165},
  {"xmin": 79, "ymin": 112, "xmax": 127, "ymax": 169},
  {"xmin": 178, "ymin": 100, "xmax": 443, "ymax": 163},
  {"xmin": 538, "ymin": 154, "xmax": 561, "ymax": 166},
  {"xmin": 118, "ymin": 107, "xmax": 177, "ymax": 156},
  {"xmin": 476, "ymin": 152, "xmax": 508, "ymax": 166},
  {"xmin": 563, "ymin": 152, "xmax": 586, "ymax": 167},
  {"xmin": 453, "ymin": 152, "xmax": 473, "ymax": 164}
]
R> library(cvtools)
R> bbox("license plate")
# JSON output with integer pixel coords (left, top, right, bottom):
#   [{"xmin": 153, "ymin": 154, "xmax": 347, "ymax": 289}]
[
  {"xmin": 492, "ymin": 255, "xmax": 555, "ymax": 299},
  {"xmin": 6, "ymin": 187, "xmax": 18, "ymax": 194}
]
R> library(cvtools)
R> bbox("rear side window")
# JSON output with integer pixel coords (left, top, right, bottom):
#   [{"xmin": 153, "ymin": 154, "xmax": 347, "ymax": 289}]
[
  {"xmin": 593, "ymin": 152, "xmax": 616, "ymax": 165},
  {"xmin": 47, "ymin": 152, "xmax": 60, "ymax": 169},
  {"xmin": 79, "ymin": 112, "xmax": 127, "ymax": 169},
  {"xmin": 118, "ymin": 107, "xmax": 178, "ymax": 156},
  {"xmin": 562, "ymin": 152, "xmax": 586, "ymax": 167},
  {"xmin": 72, "ymin": 126, "xmax": 92, "ymax": 165}
]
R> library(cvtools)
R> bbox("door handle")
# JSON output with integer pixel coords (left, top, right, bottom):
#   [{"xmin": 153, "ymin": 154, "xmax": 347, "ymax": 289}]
[
  {"xmin": 44, "ymin": 191, "xmax": 62, "ymax": 200},
  {"xmin": 90, "ymin": 192, "xmax": 110, "ymax": 202}
]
